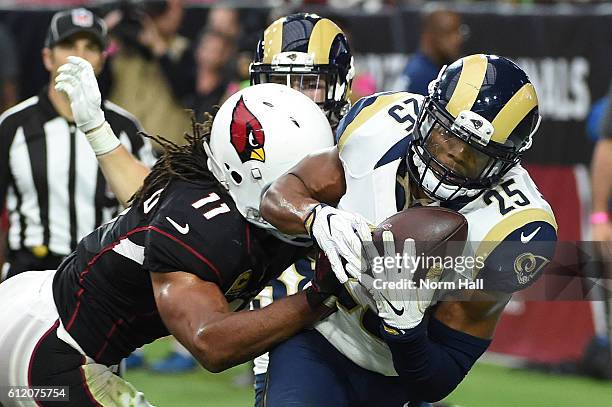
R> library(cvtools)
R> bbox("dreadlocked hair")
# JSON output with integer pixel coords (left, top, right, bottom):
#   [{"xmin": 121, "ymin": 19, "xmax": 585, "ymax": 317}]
[{"xmin": 130, "ymin": 112, "xmax": 224, "ymax": 208}]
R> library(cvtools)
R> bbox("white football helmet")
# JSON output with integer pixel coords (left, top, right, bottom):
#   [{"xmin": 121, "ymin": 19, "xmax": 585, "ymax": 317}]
[{"xmin": 204, "ymin": 83, "xmax": 334, "ymax": 239}]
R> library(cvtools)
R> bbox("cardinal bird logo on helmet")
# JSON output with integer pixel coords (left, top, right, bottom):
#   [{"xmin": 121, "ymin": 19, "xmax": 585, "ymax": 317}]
[{"xmin": 230, "ymin": 96, "xmax": 266, "ymax": 163}]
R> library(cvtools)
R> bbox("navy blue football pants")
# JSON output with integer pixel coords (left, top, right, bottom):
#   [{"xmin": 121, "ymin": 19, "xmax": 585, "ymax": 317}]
[{"xmin": 255, "ymin": 329, "xmax": 432, "ymax": 407}]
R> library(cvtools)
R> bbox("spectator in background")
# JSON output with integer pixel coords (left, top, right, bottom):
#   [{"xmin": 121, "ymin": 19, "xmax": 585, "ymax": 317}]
[
  {"xmin": 588, "ymin": 80, "xmax": 612, "ymax": 379},
  {"xmin": 189, "ymin": 28, "xmax": 239, "ymax": 122},
  {"xmin": 206, "ymin": 6, "xmax": 241, "ymax": 40},
  {"xmin": 0, "ymin": 8, "xmax": 154, "ymax": 281},
  {"xmin": 350, "ymin": 72, "xmax": 377, "ymax": 104},
  {"xmin": 397, "ymin": 7, "xmax": 466, "ymax": 96},
  {"xmin": 0, "ymin": 23, "xmax": 19, "ymax": 113},
  {"xmin": 106, "ymin": 0, "xmax": 192, "ymax": 150},
  {"xmin": 591, "ymin": 81, "xmax": 612, "ymax": 249},
  {"xmin": 205, "ymin": 6, "xmax": 246, "ymax": 94}
]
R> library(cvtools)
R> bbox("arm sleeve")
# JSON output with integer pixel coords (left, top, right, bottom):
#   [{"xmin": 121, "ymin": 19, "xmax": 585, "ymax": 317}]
[
  {"xmin": 478, "ymin": 220, "xmax": 557, "ymax": 293},
  {"xmin": 381, "ymin": 317, "xmax": 491, "ymax": 403}
]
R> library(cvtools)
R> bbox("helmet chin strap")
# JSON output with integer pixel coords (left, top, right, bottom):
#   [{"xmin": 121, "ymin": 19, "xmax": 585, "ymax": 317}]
[{"xmin": 412, "ymin": 147, "xmax": 481, "ymax": 201}]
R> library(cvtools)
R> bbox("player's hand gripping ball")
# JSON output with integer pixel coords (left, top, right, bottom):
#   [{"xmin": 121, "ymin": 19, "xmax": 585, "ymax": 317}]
[{"xmin": 360, "ymin": 207, "xmax": 468, "ymax": 330}]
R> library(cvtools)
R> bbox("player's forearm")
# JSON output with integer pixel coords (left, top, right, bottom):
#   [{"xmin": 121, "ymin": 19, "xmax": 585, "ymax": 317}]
[
  {"xmin": 591, "ymin": 139, "xmax": 612, "ymax": 213},
  {"xmin": 260, "ymin": 173, "xmax": 320, "ymax": 235},
  {"xmin": 80, "ymin": 120, "xmax": 151, "ymax": 206},
  {"xmin": 193, "ymin": 291, "xmax": 328, "ymax": 372},
  {"xmin": 97, "ymin": 146, "xmax": 151, "ymax": 207},
  {"xmin": 261, "ymin": 147, "xmax": 346, "ymax": 235}
]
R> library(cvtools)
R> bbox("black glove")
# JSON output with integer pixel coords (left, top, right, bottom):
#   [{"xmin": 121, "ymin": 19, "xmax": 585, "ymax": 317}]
[{"xmin": 305, "ymin": 249, "xmax": 343, "ymax": 312}]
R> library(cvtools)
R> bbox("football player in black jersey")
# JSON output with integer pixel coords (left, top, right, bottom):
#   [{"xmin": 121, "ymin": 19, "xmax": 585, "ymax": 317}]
[{"xmin": 0, "ymin": 62, "xmax": 338, "ymax": 405}]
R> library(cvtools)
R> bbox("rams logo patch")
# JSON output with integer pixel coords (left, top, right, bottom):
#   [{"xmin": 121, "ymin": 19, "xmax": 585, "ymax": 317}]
[{"xmin": 514, "ymin": 252, "xmax": 549, "ymax": 285}]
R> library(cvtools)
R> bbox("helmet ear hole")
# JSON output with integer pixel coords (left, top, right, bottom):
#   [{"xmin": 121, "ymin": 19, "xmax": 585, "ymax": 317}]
[
  {"xmin": 230, "ymin": 171, "xmax": 243, "ymax": 184},
  {"xmin": 224, "ymin": 163, "xmax": 230, "ymax": 170}
]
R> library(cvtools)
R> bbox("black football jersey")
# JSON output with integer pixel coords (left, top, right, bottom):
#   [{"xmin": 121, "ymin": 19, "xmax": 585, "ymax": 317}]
[{"xmin": 52, "ymin": 179, "xmax": 304, "ymax": 366}]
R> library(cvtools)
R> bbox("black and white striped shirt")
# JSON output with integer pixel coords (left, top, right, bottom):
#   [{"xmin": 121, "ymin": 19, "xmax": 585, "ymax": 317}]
[{"xmin": 0, "ymin": 87, "xmax": 155, "ymax": 257}]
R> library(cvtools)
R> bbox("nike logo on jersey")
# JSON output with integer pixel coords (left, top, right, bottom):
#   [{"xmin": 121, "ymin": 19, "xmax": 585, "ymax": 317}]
[
  {"xmin": 520, "ymin": 226, "xmax": 541, "ymax": 243},
  {"xmin": 166, "ymin": 217, "xmax": 190, "ymax": 234},
  {"xmin": 381, "ymin": 294, "xmax": 404, "ymax": 316}
]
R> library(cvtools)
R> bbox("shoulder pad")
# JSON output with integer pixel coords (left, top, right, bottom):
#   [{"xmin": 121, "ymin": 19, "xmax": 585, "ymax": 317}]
[
  {"xmin": 143, "ymin": 181, "xmax": 246, "ymax": 284},
  {"xmin": 336, "ymin": 92, "xmax": 424, "ymax": 178}
]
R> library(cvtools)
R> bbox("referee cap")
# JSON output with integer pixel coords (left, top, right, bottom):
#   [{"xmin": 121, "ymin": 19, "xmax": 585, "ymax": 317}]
[{"xmin": 45, "ymin": 8, "xmax": 107, "ymax": 49}]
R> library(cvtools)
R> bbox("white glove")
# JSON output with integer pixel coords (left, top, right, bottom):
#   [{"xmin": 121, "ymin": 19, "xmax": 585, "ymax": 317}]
[
  {"xmin": 359, "ymin": 231, "xmax": 442, "ymax": 330},
  {"xmin": 306, "ymin": 204, "xmax": 372, "ymax": 284},
  {"xmin": 55, "ymin": 56, "xmax": 105, "ymax": 133}
]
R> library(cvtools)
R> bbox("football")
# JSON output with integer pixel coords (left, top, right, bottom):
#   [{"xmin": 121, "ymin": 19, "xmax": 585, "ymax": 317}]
[{"xmin": 371, "ymin": 206, "xmax": 469, "ymax": 278}]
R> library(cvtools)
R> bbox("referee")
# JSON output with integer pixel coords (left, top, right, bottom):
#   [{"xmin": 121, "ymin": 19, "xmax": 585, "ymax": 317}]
[{"xmin": 0, "ymin": 8, "xmax": 155, "ymax": 280}]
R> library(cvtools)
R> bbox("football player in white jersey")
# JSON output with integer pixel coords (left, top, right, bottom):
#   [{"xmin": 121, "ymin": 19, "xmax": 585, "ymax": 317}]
[
  {"xmin": 261, "ymin": 54, "xmax": 557, "ymax": 406},
  {"xmin": 248, "ymin": 13, "xmax": 354, "ymax": 405}
]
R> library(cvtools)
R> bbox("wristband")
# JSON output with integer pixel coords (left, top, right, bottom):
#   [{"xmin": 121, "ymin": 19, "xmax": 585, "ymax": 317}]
[
  {"xmin": 84, "ymin": 121, "xmax": 121, "ymax": 156},
  {"xmin": 590, "ymin": 212, "xmax": 609, "ymax": 225}
]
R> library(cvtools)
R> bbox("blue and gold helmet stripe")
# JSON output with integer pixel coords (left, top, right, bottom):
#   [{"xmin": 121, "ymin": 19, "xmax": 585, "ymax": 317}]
[
  {"xmin": 445, "ymin": 54, "xmax": 489, "ymax": 117},
  {"xmin": 441, "ymin": 54, "xmax": 539, "ymax": 145},
  {"xmin": 261, "ymin": 18, "xmax": 283, "ymax": 64},
  {"xmin": 261, "ymin": 14, "xmax": 343, "ymax": 66},
  {"xmin": 490, "ymin": 83, "xmax": 538, "ymax": 143},
  {"xmin": 308, "ymin": 18, "xmax": 342, "ymax": 65}
]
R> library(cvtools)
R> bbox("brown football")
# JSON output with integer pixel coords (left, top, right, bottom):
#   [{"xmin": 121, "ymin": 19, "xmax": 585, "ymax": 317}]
[{"xmin": 371, "ymin": 206, "xmax": 469, "ymax": 279}]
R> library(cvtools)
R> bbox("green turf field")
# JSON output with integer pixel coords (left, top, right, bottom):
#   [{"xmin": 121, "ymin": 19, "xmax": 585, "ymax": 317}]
[{"xmin": 126, "ymin": 337, "xmax": 612, "ymax": 407}]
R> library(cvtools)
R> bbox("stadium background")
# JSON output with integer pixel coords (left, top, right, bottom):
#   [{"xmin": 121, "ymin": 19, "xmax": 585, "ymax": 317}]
[{"xmin": 1, "ymin": 1, "xmax": 611, "ymax": 406}]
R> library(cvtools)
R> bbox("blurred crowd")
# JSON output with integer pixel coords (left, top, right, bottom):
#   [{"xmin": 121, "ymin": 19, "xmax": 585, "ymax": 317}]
[
  {"xmin": 0, "ymin": 0, "xmax": 610, "ymax": 380},
  {"xmin": 0, "ymin": 0, "xmax": 609, "ymax": 138},
  {"xmin": 0, "ymin": 0, "xmax": 610, "ymax": 8},
  {"xmin": 0, "ymin": 1, "xmax": 265, "ymax": 153},
  {"xmin": 100, "ymin": 1, "xmax": 246, "ymax": 149}
]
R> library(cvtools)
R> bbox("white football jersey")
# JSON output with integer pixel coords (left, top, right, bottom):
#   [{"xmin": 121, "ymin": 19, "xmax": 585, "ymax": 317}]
[{"xmin": 315, "ymin": 92, "xmax": 557, "ymax": 376}]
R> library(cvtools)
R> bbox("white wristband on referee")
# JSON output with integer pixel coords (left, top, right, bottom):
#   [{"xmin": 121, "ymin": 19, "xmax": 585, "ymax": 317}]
[{"xmin": 85, "ymin": 121, "xmax": 121, "ymax": 156}]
